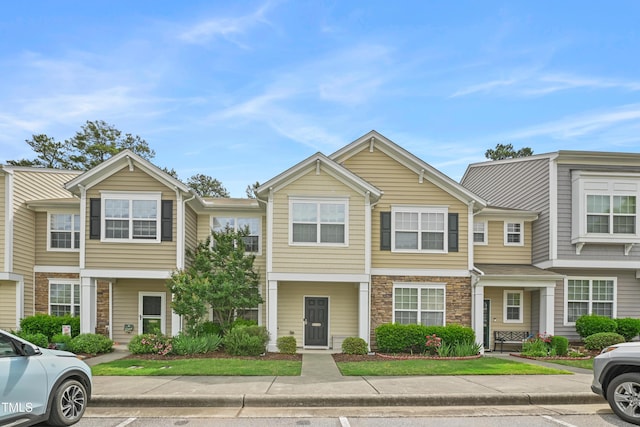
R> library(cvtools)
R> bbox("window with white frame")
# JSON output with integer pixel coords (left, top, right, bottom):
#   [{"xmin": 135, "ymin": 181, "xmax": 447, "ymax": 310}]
[
  {"xmin": 566, "ymin": 278, "xmax": 615, "ymax": 323},
  {"xmin": 49, "ymin": 281, "xmax": 80, "ymax": 317},
  {"xmin": 504, "ymin": 222, "xmax": 523, "ymax": 246},
  {"xmin": 49, "ymin": 213, "xmax": 80, "ymax": 250},
  {"xmin": 503, "ymin": 290, "xmax": 523, "ymax": 323},
  {"xmin": 102, "ymin": 193, "xmax": 161, "ymax": 242},
  {"xmin": 392, "ymin": 207, "xmax": 448, "ymax": 252},
  {"xmin": 212, "ymin": 216, "xmax": 261, "ymax": 253},
  {"xmin": 587, "ymin": 195, "xmax": 636, "ymax": 234},
  {"xmin": 393, "ymin": 284, "xmax": 445, "ymax": 326},
  {"xmin": 473, "ymin": 221, "xmax": 487, "ymax": 244},
  {"xmin": 290, "ymin": 198, "xmax": 347, "ymax": 245}
]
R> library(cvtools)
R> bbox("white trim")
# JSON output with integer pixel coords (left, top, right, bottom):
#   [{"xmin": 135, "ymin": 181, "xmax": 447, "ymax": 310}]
[
  {"xmin": 563, "ymin": 276, "xmax": 617, "ymax": 326},
  {"xmin": 536, "ymin": 259, "xmax": 640, "ymax": 269},
  {"xmin": 5, "ymin": 169, "xmax": 13, "ymax": 271},
  {"xmin": 371, "ymin": 268, "xmax": 470, "ymax": 277},
  {"xmin": 79, "ymin": 185, "xmax": 87, "ymax": 269},
  {"xmin": 80, "ymin": 269, "xmax": 172, "ymax": 279},
  {"xmin": 392, "ymin": 282, "xmax": 446, "ymax": 326},
  {"xmin": 0, "ymin": 272, "xmax": 23, "ymax": 281},
  {"xmin": 288, "ymin": 197, "xmax": 349, "ymax": 247},
  {"xmin": 46, "ymin": 212, "xmax": 81, "ymax": 252},
  {"xmin": 34, "ymin": 266, "xmax": 80, "ymax": 273},
  {"xmin": 473, "ymin": 220, "xmax": 488, "ymax": 246},
  {"xmin": 48, "ymin": 278, "xmax": 81, "ymax": 316},
  {"xmin": 478, "ymin": 279, "xmax": 557, "ymax": 289},
  {"xmin": 108, "ymin": 282, "xmax": 113, "ymax": 340},
  {"xmin": 267, "ymin": 272, "xmax": 370, "ymax": 282},
  {"xmin": 364, "ymin": 192, "xmax": 371, "ymax": 274},
  {"xmin": 176, "ymin": 191, "xmax": 184, "ymax": 269},
  {"xmin": 100, "ymin": 191, "xmax": 162, "ymax": 243},
  {"xmin": 267, "ymin": 280, "xmax": 278, "ymax": 352},
  {"xmin": 504, "ymin": 221, "xmax": 524, "ymax": 246},
  {"xmin": 549, "ymin": 157, "xmax": 558, "ymax": 262},
  {"xmin": 303, "ymin": 295, "xmax": 330, "ymax": 349},
  {"xmin": 391, "ymin": 206, "xmax": 448, "ymax": 253},
  {"xmin": 266, "ymin": 189, "xmax": 274, "ymax": 274},
  {"xmin": 503, "ymin": 290, "xmax": 523, "ymax": 323},
  {"xmin": 138, "ymin": 291, "xmax": 166, "ymax": 335},
  {"xmin": 16, "ymin": 279, "xmax": 24, "ymax": 328},
  {"xmin": 468, "ymin": 203, "xmax": 474, "ymax": 271},
  {"xmin": 358, "ymin": 282, "xmax": 370, "ymax": 346}
]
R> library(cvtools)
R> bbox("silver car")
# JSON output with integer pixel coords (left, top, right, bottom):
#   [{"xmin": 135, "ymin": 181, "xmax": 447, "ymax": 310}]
[
  {"xmin": 592, "ymin": 341, "xmax": 640, "ymax": 425},
  {"xmin": 0, "ymin": 329, "xmax": 92, "ymax": 426}
]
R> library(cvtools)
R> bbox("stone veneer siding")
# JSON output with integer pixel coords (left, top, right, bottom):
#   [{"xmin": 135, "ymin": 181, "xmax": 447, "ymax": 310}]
[
  {"xmin": 35, "ymin": 272, "xmax": 110, "ymax": 336},
  {"xmin": 370, "ymin": 275, "xmax": 472, "ymax": 349}
]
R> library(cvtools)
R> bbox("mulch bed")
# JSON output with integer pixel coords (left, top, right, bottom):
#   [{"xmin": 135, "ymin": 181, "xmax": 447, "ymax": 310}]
[
  {"xmin": 332, "ymin": 353, "xmax": 481, "ymax": 362},
  {"xmin": 510, "ymin": 353, "xmax": 593, "ymax": 360}
]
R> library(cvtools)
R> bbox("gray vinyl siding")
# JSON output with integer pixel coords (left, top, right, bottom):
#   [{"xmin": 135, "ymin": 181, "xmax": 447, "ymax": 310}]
[
  {"xmin": 462, "ymin": 158, "xmax": 551, "ymax": 264},
  {"xmin": 556, "ymin": 163, "xmax": 640, "ymax": 260}
]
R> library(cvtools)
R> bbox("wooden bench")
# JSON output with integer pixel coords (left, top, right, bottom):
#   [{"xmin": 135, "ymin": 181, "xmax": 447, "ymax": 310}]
[{"xmin": 493, "ymin": 331, "xmax": 530, "ymax": 353}]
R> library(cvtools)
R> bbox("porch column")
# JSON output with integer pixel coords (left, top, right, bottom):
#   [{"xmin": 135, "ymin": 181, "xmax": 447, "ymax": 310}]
[
  {"xmin": 539, "ymin": 286, "xmax": 555, "ymax": 336},
  {"xmin": 171, "ymin": 294, "xmax": 181, "ymax": 337},
  {"xmin": 358, "ymin": 282, "xmax": 370, "ymax": 348},
  {"xmin": 80, "ymin": 277, "xmax": 97, "ymax": 334},
  {"xmin": 267, "ymin": 280, "xmax": 278, "ymax": 352},
  {"xmin": 471, "ymin": 281, "xmax": 485, "ymax": 354}
]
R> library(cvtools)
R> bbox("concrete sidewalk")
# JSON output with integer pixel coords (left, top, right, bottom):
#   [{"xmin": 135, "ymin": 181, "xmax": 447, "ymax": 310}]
[{"xmin": 85, "ymin": 350, "xmax": 605, "ymax": 408}]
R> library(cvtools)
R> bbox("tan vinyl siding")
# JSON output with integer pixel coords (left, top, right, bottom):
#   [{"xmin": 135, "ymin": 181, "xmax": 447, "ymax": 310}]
[
  {"xmin": 85, "ymin": 166, "xmax": 177, "ymax": 270},
  {"xmin": 0, "ymin": 173, "xmax": 5, "ymax": 271},
  {"xmin": 184, "ymin": 205, "xmax": 198, "ymax": 256},
  {"xmin": 0, "ymin": 281, "xmax": 16, "ymax": 330},
  {"xmin": 196, "ymin": 214, "xmax": 211, "ymax": 242},
  {"xmin": 343, "ymin": 147, "xmax": 469, "ymax": 270},
  {"xmin": 34, "ymin": 212, "xmax": 80, "ymax": 266},
  {"xmin": 277, "ymin": 281, "xmax": 358, "ymax": 345},
  {"xmin": 485, "ymin": 287, "xmax": 531, "ymax": 350},
  {"xmin": 474, "ymin": 221, "xmax": 532, "ymax": 264},
  {"xmin": 111, "ymin": 279, "xmax": 172, "ymax": 344},
  {"xmin": 272, "ymin": 169, "xmax": 366, "ymax": 274},
  {"xmin": 12, "ymin": 169, "xmax": 79, "ymax": 316}
]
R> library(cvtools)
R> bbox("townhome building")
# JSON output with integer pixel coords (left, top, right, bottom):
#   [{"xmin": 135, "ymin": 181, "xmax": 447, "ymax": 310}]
[{"xmin": 462, "ymin": 151, "xmax": 640, "ymax": 342}]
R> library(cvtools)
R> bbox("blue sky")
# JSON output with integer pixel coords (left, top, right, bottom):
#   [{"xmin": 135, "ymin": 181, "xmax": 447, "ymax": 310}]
[{"xmin": 2, "ymin": 1, "xmax": 640, "ymax": 196}]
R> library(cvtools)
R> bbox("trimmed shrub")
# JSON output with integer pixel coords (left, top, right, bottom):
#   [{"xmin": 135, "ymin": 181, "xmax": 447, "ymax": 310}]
[
  {"xmin": 68, "ymin": 333, "xmax": 113, "ymax": 355},
  {"xmin": 550, "ymin": 335, "xmax": 569, "ymax": 356},
  {"xmin": 276, "ymin": 336, "xmax": 297, "ymax": 355},
  {"xmin": 15, "ymin": 331, "xmax": 48, "ymax": 348},
  {"xmin": 171, "ymin": 333, "xmax": 222, "ymax": 355},
  {"xmin": 615, "ymin": 318, "xmax": 640, "ymax": 341},
  {"xmin": 428, "ymin": 324, "xmax": 475, "ymax": 346},
  {"xmin": 583, "ymin": 332, "xmax": 625, "ymax": 351},
  {"xmin": 575, "ymin": 314, "xmax": 617, "ymax": 339},
  {"xmin": 342, "ymin": 337, "xmax": 368, "ymax": 355},
  {"xmin": 223, "ymin": 325, "xmax": 269, "ymax": 356},
  {"xmin": 20, "ymin": 314, "xmax": 80, "ymax": 341},
  {"xmin": 375, "ymin": 323, "xmax": 475, "ymax": 354},
  {"xmin": 193, "ymin": 321, "xmax": 223, "ymax": 337},
  {"xmin": 128, "ymin": 333, "xmax": 172, "ymax": 355}
]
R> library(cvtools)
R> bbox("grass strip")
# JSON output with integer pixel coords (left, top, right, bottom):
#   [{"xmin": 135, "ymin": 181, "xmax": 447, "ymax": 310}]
[
  {"xmin": 538, "ymin": 358, "xmax": 594, "ymax": 370},
  {"xmin": 91, "ymin": 358, "xmax": 301, "ymax": 376}
]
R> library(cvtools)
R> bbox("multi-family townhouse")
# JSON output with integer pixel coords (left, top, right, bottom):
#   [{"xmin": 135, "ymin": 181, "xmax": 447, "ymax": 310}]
[{"xmin": 462, "ymin": 151, "xmax": 640, "ymax": 342}]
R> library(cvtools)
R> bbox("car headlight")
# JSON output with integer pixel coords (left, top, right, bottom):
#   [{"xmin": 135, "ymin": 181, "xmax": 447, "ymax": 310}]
[{"xmin": 600, "ymin": 346, "xmax": 619, "ymax": 354}]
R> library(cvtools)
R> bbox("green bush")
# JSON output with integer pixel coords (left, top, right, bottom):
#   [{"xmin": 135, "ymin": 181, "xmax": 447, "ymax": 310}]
[
  {"xmin": 428, "ymin": 324, "xmax": 475, "ymax": 346},
  {"xmin": 583, "ymin": 332, "xmax": 626, "ymax": 351},
  {"xmin": 521, "ymin": 338, "xmax": 549, "ymax": 357},
  {"xmin": 615, "ymin": 318, "xmax": 640, "ymax": 341},
  {"xmin": 192, "ymin": 321, "xmax": 223, "ymax": 337},
  {"xmin": 575, "ymin": 314, "xmax": 617, "ymax": 339},
  {"xmin": 550, "ymin": 335, "xmax": 569, "ymax": 356},
  {"xmin": 171, "ymin": 333, "xmax": 222, "ymax": 355},
  {"xmin": 231, "ymin": 318, "xmax": 258, "ymax": 329},
  {"xmin": 223, "ymin": 325, "xmax": 269, "ymax": 356},
  {"xmin": 437, "ymin": 339, "xmax": 482, "ymax": 357},
  {"xmin": 128, "ymin": 333, "xmax": 172, "ymax": 355},
  {"xmin": 276, "ymin": 336, "xmax": 297, "ymax": 354},
  {"xmin": 20, "ymin": 314, "xmax": 80, "ymax": 341},
  {"xmin": 68, "ymin": 333, "xmax": 113, "ymax": 355},
  {"xmin": 375, "ymin": 323, "xmax": 475, "ymax": 354},
  {"xmin": 342, "ymin": 337, "xmax": 368, "ymax": 355},
  {"xmin": 15, "ymin": 331, "xmax": 48, "ymax": 348}
]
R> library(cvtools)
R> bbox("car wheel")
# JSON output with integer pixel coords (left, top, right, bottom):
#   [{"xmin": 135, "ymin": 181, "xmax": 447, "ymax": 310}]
[
  {"xmin": 607, "ymin": 372, "xmax": 640, "ymax": 425},
  {"xmin": 47, "ymin": 379, "xmax": 88, "ymax": 426}
]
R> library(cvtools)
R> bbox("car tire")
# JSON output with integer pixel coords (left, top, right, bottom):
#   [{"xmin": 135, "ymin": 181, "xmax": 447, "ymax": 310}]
[
  {"xmin": 607, "ymin": 372, "xmax": 640, "ymax": 425},
  {"xmin": 47, "ymin": 379, "xmax": 88, "ymax": 426}
]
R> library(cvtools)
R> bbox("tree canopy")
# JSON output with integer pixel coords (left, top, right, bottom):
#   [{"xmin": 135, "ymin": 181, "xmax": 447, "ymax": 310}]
[
  {"xmin": 187, "ymin": 173, "xmax": 230, "ymax": 198},
  {"xmin": 485, "ymin": 143, "xmax": 533, "ymax": 161}
]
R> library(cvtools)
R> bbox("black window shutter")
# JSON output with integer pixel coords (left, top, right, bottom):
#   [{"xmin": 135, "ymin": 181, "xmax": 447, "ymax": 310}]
[
  {"xmin": 161, "ymin": 200, "xmax": 173, "ymax": 242},
  {"xmin": 89, "ymin": 198, "xmax": 101, "ymax": 239},
  {"xmin": 380, "ymin": 211, "xmax": 391, "ymax": 251},
  {"xmin": 448, "ymin": 213, "xmax": 459, "ymax": 252}
]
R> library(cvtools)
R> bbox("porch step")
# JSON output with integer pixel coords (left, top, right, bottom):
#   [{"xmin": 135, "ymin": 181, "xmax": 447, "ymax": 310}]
[{"xmin": 301, "ymin": 353, "xmax": 342, "ymax": 378}]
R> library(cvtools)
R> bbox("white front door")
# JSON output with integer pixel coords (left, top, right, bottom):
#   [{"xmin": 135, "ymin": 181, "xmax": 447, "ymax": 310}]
[{"xmin": 138, "ymin": 292, "xmax": 166, "ymax": 335}]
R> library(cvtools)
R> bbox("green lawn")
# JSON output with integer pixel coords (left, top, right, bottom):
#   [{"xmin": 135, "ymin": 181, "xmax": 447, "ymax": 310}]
[
  {"xmin": 336, "ymin": 357, "xmax": 572, "ymax": 376},
  {"xmin": 91, "ymin": 358, "xmax": 301, "ymax": 376},
  {"xmin": 540, "ymin": 358, "xmax": 594, "ymax": 370}
]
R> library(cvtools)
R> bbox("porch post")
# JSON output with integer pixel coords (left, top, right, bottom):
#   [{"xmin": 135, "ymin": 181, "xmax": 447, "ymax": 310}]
[
  {"xmin": 471, "ymin": 281, "xmax": 485, "ymax": 354},
  {"xmin": 171, "ymin": 293, "xmax": 181, "ymax": 337},
  {"xmin": 358, "ymin": 282, "xmax": 370, "ymax": 348},
  {"xmin": 80, "ymin": 277, "xmax": 96, "ymax": 334},
  {"xmin": 267, "ymin": 280, "xmax": 278, "ymax": 352},
  {"xmin": 539, "ymin": 286, "xmax": 555, "ymax": 336}
]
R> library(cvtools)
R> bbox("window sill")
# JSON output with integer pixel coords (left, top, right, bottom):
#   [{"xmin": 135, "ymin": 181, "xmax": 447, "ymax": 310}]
[{"xmin": 572, "ymin": 236, "xmax": 640, "ymax": 255}]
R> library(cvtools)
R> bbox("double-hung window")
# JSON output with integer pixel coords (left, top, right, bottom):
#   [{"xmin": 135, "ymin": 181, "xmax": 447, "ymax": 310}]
[
  {"xmin": 290, "ymin": 198, "xmax": 348, "ymax": 245},
  {"xmin": 587, "ymin": 195, "xmax": 636, "ymax": 234},
  {"xmin": 48, "ymin": 213, "xmax": 80, "ymax": 251},
  {"xmin": 473, "ymin": 221, "xmax": 487, "ymax": 244},
  {"xmin": 393, "ymin": 284, "xmax": 446, "ymax": 326},
  {"xmin": 49, "ymin": 280, "xmax": 80, "ymax": 317},
  {"xmin": 565, "ymin": 278, "xmax": 615, "ymax": 323},
  {"xmin": 392, "ymin": 207, "xmax": 447, "ymax": 252},
  {"xmin": 503, "ymin": 290, "xmax": 523, "ymax": 323},
  {"xmin": 504, "ymin": 222, "xmax": 523, "ymax": 246},
  {"xmin": 212, "ymin": 216, "xmax": 261, "ymax": 253},
  {"xmin": 102, "ymin": 192, "xmax": 161, "ymax": 242}
]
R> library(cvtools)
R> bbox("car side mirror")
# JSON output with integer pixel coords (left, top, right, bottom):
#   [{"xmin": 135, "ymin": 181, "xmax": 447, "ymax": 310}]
[{"xmin": 19, "ymin": 342, "xmax": 41, "ymax": 356}]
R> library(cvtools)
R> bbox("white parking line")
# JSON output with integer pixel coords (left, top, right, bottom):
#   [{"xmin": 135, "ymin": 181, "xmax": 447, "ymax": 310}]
[
  {"xmin": 339, "ymin": 415, "xmax": 351, "ymax": 427},
  {"xmin": 114, "ymin": 417, "xmax": 137, "ymax": 427},
  {"xmin": 541, "ymin": 415, "xmax": 579, "ymax": 427}
]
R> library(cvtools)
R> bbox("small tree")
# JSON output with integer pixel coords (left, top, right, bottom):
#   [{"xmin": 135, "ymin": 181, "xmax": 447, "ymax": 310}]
[
  {"xmin": 167, "ymin": 228, "xmax": 262, "ymax": 334},
  {"xmin": 187, "ymin": 173, "xmax": 230, "ymax": 198}
]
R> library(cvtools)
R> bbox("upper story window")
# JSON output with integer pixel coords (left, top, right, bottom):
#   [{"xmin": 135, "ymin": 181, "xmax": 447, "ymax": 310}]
[
  {"xmin": 587, "ymin": 195, "xmax": 636, "ymax": 234},
  {"xmin": 504, "ymin": 222, "xmax": 523, "ymax": 246},
  {"xmin": 392, "ymin": 206, "xmax": 448, "ymax": 252},
  {"xmin": 289, "ymin": 198, "xmax": 348, "ymax": 245},
  {"xmin": 101, "ymin": 192, "xmax": 161, "ymax": 242},
  {"xmin": 473, "ymin": 221, "xmax": 487, "ymax": 245},
  {"xmin": 212, "ymin": 216, "xmax": 261, "ymax": 253},
  {"xmin": 48, "ymin": 213, "xmax": 80, "ymax": 251}
]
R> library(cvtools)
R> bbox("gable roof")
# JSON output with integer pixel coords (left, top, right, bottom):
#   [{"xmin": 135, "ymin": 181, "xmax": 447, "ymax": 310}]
[
  {"xmin": 65, "ymin": 149, "xmax": 191, "ymax": 195},
  {"xmin": 330, "ymin": 130, "xmax": 486, "ymax": 209},
  {"xmin": 256, "ymin": 152, "xmax": 383, "ymax": 202}
]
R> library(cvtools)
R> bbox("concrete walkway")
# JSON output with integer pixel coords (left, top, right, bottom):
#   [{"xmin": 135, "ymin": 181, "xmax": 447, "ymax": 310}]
[{"xmin": 86, "ymin": 350, "xmax": 605, "ymax": 408}]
